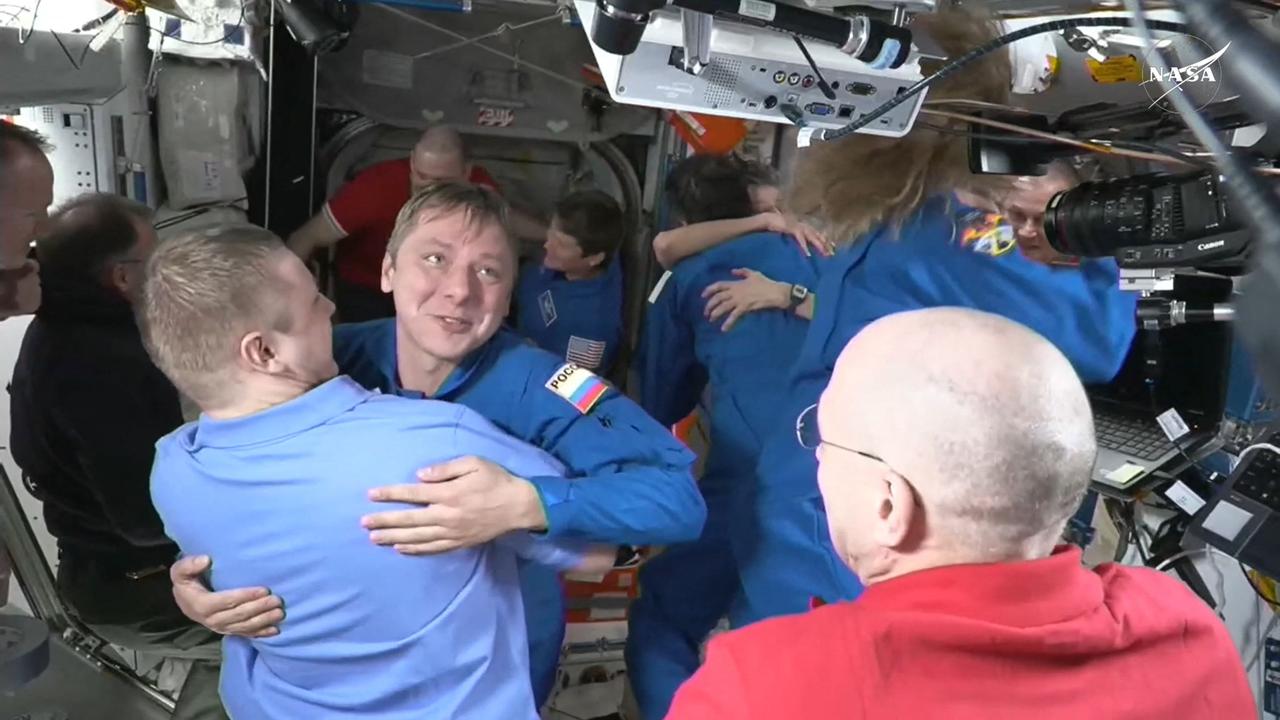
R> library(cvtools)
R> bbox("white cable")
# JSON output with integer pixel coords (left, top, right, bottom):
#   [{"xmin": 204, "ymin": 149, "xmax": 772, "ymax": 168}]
[
  {"xmin": 1235, "ymin": 442, "xmax": 1280, "ymax": 469},
  {"xmin": 1155, "ymin": 547, "xmax": 1212, "ymax": 572}
]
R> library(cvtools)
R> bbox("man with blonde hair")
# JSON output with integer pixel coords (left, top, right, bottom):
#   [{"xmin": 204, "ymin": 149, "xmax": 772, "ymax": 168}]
[
  {"xmin": 668, "ymin": 308, "xmax": 1254, "ymax": 719},
  {"xmin": 141, "ymin": 224, "xmax": 613, "ymax": 718}
]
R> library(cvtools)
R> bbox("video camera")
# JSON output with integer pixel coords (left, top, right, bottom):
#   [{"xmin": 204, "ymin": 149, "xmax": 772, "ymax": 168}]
[{"xmin": 1045, "ymin": 170, "xmax": 1250, "ymax": 274}]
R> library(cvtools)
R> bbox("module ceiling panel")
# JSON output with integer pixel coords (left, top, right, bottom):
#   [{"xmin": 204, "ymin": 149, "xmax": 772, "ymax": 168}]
[{"xmin": 316, "ymin": 2, "xmax": 659, "ymax": 143}]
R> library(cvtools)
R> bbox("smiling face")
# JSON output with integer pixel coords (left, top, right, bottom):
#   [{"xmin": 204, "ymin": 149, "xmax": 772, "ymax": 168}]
[
  {"xmin": 381, "ymin": 207, "xmax": 516, "ymax": 364},
  {"xmin": 541, "ymin": 216, "xmax": 605, "ymax": 276}
]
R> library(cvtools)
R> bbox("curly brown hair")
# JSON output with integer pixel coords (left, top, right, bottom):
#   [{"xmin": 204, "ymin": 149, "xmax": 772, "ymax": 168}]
[{"xmin": 786, "ymin": 3, "xmax": 1015, "ymax": 245}]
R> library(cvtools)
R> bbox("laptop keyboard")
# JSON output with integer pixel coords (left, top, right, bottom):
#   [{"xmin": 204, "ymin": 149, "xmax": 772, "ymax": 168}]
[
  {"xmin": 1236, "ymin": 444, "xmax": 1280, "ymax": 512},
  {"xmin": 1094, "ymin": 412, "xmax": 1175, "ymax": 461}
]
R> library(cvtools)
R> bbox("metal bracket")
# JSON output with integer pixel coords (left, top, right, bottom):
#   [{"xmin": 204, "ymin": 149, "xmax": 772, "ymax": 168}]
[
  {"xmin": 678, "ymin": 8, "xmax": 713, "ymax": 76},
  {"xmin": 1119, "ymin": 267, "xmax": 1177, "ymax": 293}
]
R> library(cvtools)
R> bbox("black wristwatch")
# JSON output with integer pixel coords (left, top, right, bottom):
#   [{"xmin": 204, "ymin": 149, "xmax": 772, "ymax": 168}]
[{"xmin": 788, "ymin": 283, "xmax": 810, "ymax": 309}]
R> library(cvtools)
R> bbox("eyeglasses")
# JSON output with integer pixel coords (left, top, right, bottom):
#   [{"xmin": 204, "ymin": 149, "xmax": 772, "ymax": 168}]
[
  {"xmin": 796, "ymin": 403, "xmax": 920, "ymax": 502},
  {"xmin": 795, "ymin": 403, "xmax": 889, "ymax": 466}
]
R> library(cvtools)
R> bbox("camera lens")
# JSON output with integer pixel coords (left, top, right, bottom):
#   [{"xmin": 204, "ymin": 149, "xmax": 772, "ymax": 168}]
[
  {"xmin": 1044, "ymin": 171, "xmax": 1234, "ymax": 259},
  {"xmin": 591, "ymin": 0, "xmax": 652, "ymax": 55}
]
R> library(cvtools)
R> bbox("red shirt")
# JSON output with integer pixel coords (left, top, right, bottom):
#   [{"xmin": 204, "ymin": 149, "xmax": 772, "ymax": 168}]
[
  {"xmin": 667, "ymin": 547, "xmax": 1254, "ymax": 720},
  {"xmin": 324, "ymin": 158, "xmax": 499, "ymax": 290}
]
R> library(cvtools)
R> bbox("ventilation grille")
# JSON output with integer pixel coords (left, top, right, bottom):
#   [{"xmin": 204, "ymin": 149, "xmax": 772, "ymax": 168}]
[
  {"xmin": 703, "ymin": 58, "xmax": 742, "ymax": 107},
  {"xmin": 41, "ymin": 107, "xmax": 55, "ymax": 125}
]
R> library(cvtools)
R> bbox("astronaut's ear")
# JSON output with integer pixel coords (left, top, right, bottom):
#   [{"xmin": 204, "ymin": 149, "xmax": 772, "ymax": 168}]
[{"xmin": 381, "ymin": 253, "xmax": 395, "ymax": 294}]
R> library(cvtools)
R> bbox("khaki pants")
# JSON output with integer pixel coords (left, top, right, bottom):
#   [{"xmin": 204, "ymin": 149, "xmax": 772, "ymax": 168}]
[{"xmin": 57, "ymin": 552, "xmax": 227, "ymax": 720}]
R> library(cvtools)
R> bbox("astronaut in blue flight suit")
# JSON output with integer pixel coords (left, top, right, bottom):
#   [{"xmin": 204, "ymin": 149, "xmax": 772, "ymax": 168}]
[
  {"xmin": 628, "ymin": 155, "xmax": 833, "ymax": 720},
  {"xmin": 166, "ymin": 183, "xmax": 704, "ymax": 708},
  {"xmin": 717, "ymin": 184, "xmax": 1138, "ymax": 625},
  {"xmin": 514, "ymin": 190, "xmax": 625, "ymax": 373}
]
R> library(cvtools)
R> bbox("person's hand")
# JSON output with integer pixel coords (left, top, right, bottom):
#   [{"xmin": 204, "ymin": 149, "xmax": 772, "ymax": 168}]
[
  {"xmin": 701, "ymin": 268, "xmax": 792, "ymax": 332},
  {"xmin": 758, "ymin": 213, "xmax": 833, "ymax": 257},
  {"xmin": 363, "ymin": 456, "xmax": 547, "ymax": 555},
  {"xmin": 170, "ymin": 556, "xmax": 283, "ymax": 638}
]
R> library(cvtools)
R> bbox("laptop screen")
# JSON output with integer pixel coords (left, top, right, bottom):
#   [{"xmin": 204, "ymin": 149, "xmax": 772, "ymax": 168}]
[{"xmin": 1086, "ymin": 275, "xmax": 1234, "ymax": 433}]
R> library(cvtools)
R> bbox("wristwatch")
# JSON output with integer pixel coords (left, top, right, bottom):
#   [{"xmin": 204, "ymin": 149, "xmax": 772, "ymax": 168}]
[{"xmin": 788, "ymin": 283, "xmax": 810, "ymax": 309}]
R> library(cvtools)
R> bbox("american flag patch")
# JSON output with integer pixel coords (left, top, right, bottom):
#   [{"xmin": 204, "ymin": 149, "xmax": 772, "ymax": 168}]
[{"xmin": 566, "ymin": 335, "xmax": 607, "ymax": 369}]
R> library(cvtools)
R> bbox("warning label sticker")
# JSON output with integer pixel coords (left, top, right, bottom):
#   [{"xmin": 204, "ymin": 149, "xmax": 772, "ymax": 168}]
[{"xmin": 1086, "ymin": 54, "xmax": 1141, "ymax": 84}]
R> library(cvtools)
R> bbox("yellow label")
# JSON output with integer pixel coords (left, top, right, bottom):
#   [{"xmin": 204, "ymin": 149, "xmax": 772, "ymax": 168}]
[
  {"xmin": 1104, "ymin": 462, "xmax": 1147, "ymax": 487},
  {"xmin": 1086, "ymin": 54, "xmax": 1142, "ymax": 84}
]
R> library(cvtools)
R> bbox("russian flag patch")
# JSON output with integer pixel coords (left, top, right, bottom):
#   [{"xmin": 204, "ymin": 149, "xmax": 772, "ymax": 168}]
[{"xmin": 545, "ymin": 363, "xmax": 609, "ymax": 414}]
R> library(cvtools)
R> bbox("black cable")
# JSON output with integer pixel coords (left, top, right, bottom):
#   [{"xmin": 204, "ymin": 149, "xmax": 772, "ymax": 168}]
[
  {"xmin": 1240, "ymin": 562, "xmax": 1280, "ymax": 610},
  {"xmin": 74, "ymin": 7, "xmax": 118, "ymax": 32},
  {"xmin": 49, "ymin": 28, "xmax": 80, "ymax": 70},
  {"xmin": 1231, "ymin": 0, "xmax": 1280, "ymax": 12},
  {"xmin": 1143, "ymin": 344, "xmax": 1216, "ymax": 482},
  {"xmin": 818, "ymin": 17, "xmax": 1190, "ymax": 143},
  {"xmin": 915, "ymin": 121, "xmax": 1218, "ymax": 170},
  {"xmin": 792, "ymin": 35, "xmax": 836, "ymax": 101}
]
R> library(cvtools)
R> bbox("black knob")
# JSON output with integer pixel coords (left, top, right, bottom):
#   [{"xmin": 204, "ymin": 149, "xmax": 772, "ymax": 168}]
[{"xmin": 763, "ymin": 95, "xmax": 778, "ymax": 109}]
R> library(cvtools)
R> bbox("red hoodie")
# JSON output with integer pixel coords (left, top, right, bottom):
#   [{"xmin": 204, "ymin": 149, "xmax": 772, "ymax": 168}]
[{"xmin": 667, "ymin": 546, "xmax": 1255, "ymax": 720}]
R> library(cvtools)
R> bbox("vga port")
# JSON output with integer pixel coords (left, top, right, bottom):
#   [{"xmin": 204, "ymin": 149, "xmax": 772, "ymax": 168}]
[{"xmin": 806, "ymin": 102, "xmax": 834, "ymax": 116}]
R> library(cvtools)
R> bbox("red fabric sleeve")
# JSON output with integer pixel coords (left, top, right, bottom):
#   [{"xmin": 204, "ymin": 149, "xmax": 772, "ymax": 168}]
[
  {"xmin": 469, "ymin": 164, "xmax": 501, "ymax": 192},
  {"xmin": 327, "ymin": 159, "xmax": 408, "ymax": 235}
]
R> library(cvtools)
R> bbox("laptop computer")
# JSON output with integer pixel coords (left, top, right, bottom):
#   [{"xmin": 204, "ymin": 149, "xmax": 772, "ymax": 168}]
[
  {"xmin": 1187, "ymin": 426, "xmax": 1280, "ymax": 579},
  {"xmin": 1087, "ymin": 278, "xmax": 1233, "ymax": 490}
]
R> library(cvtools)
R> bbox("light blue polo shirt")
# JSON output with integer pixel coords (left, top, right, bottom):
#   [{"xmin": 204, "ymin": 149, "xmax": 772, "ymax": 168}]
[{"xmin": 150, "ymin": 376, "xmax": 586, "ymax": 719}]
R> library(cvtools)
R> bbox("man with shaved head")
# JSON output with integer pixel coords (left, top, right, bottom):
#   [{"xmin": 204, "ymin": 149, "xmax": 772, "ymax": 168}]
[
  {"xmin": 0, "ymin": 121, "xmax": 51, "ymax": 318},
  {"xmin": 287, "ymin": 125, "xmax": 505, "ymax": 321},
  {"xmin": 667, "ymin": 308, "xmax": 1254, "ymax": 719}
]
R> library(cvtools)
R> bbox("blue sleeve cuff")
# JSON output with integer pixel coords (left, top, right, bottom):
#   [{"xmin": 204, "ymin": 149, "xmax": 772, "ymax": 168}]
[{"xmin": 528, "ymin": 475, "xmax": 573, "ymax": 537}]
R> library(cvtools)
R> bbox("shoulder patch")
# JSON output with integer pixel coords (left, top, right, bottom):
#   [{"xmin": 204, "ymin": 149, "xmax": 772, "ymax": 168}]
[
  {"xmin": 545, "ymin": 362, "xmax": 609, "ymax": 414},
  {"xmin": 954, "ymin": 211, "xmax": 1016, "ymax": 257},
  {"xmin": 539, "ymin": 289, "xmax": 558, "ymax": 327}
]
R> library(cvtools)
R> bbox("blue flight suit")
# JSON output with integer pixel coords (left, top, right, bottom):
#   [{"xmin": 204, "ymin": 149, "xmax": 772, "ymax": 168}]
[
  {"xmin": 332, "ymin": 321, "xmax": 703, "ymax": 707},
  {"xmin": 629, "ymin": 231, "xmax": 828, "ymax": 720},
  {"xmin": 515, "ymin": 259, "xmax": 624, "ymax": 373},
  {"xmin": 736, "ymin": 197, "xmax": 1138, "ymax": 626}
]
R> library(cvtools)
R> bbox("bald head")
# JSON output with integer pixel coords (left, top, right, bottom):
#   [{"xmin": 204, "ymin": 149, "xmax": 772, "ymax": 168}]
[
  {"xmin": 816, "ymin": 308, "xmax": 1096, "ymax": 579},
  {"xmin": 409, "ymin": 126, "xmax": 470, "ymax": 190}
]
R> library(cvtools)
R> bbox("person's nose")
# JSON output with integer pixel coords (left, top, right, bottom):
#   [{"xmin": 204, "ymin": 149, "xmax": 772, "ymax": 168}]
[
  {"xmin": 1014, "ymin": 216, "xmax": 1042, "ymax": 241},
  {"xmin": 438, "ymin": 262, "xmax": 475, "ymax": 304}
]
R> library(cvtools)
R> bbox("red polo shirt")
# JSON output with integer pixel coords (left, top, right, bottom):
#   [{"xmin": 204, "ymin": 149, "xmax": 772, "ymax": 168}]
[
  {"xmin": 667, "ymin": 547, "xmax": 1254, "ymax": 720},
  {"xmin": 324, "ymin": 158, "xmax": 499, "ymax": 291}
]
